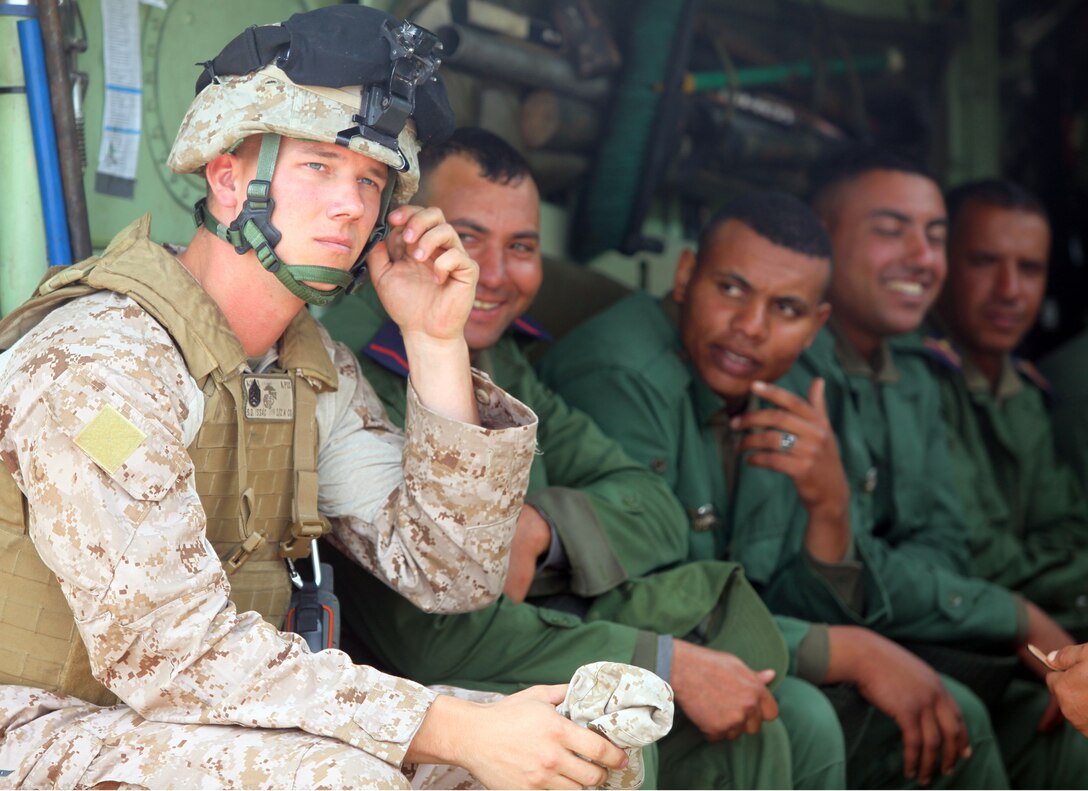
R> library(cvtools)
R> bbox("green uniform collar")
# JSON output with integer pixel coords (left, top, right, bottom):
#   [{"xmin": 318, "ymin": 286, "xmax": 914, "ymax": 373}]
[
  {"xmin": 927, "ymin": 313, "xmax": 1024, "ymax": 402},
  {"xmin": 828, "ymin": 317, "xmax": 899, "ymax": 383},
  {"xmin": 963, "ymin": 354, "xmax": 1024, "ymax": 401},
  {"xmin": 691, "ymin": 374, "xmax": 727, "ymax": 426}
]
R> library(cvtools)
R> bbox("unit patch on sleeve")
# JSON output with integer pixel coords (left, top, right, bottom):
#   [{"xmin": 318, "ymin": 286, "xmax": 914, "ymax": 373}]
[{"xmin": 74, "ymin": 404, "xmax": 147, "ymax": 474}]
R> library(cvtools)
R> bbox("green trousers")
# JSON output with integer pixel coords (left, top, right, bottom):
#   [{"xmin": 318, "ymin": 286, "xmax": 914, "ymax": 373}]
[
  {"xmin": 843, "ymin": 675, "xmax": 1008, "ymax": 789},
  {"xmin": 655, "ymin": 675, "xmax": 846, "ymax": 789},
  {"xmin": 588, "ymin": 565, "xmax": 847, "ymax": 788}
]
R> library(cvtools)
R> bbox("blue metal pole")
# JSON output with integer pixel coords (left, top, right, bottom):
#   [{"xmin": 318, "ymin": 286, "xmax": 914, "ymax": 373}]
[
  {"xmin": 18, "ymin": 16, "xmax": 72, "ymax": 266},
  {"xmin": 0, "ymin": 3, "xmax": 48, "ymax": 315}
]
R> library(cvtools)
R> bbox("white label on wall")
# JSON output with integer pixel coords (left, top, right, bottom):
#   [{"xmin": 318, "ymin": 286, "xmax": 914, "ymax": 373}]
[{"xmin": 96, "ymin": 0, "xmax": 141, "ymax": 196}]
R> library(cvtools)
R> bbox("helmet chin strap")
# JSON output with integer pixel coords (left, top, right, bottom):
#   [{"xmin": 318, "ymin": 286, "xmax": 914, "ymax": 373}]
[{"xmin": 194, "ymin": 134, "xmax": 396, "ymax": 306}]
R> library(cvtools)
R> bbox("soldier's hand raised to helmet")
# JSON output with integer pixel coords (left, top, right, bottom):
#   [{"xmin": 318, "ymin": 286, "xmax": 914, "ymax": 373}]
[
  {"xmin": 369, "ymin": 205, "xmax": 481, "ymax": 424},
  {"xmin": 369, "ymin": 205, "xmax": 479, "ymax": 343}
]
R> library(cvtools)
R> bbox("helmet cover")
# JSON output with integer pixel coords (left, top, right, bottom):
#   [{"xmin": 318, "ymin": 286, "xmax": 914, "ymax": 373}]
[
  {"xmin": 167, "ymin": 5, "xmax": 455, "ymax": 203},
  {"xmin": 168, "ymin": 65, "xmax": 422, "ymax": 203}
]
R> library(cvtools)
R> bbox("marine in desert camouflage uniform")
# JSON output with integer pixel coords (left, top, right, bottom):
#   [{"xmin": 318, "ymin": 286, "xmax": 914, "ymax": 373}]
[{"xmin": 0, "ymin": 6, "xmax": 630, "ymax": 789}]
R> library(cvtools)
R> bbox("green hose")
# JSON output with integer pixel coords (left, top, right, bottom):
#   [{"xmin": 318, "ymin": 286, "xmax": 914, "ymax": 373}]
[
  {"xmin": 682, "ymin": 49, "xmax": 903, "ymax": 93},
  {"xmin": 571, "ymin": 0, "xmax": 694, "ymax": 260}
]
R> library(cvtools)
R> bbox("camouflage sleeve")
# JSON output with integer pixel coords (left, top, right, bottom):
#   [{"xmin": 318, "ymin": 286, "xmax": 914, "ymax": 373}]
[
  {"xmin": 318, "ymin": 337, "xmax": 538, "ymax": 613},
  {"xmin": 0, "ymin": 294, "xmax": 436, "ymax": 767}
]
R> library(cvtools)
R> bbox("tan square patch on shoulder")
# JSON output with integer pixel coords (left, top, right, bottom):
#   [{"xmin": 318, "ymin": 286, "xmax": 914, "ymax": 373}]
[{"xmin": 74, "ymin": 404, "xmax": 146, "ymax": 474}]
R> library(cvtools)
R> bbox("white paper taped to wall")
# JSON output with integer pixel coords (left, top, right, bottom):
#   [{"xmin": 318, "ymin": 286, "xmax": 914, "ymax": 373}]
[{"xmin": 96, "ymin": 0, "xmax": 141, "ymax": 197}]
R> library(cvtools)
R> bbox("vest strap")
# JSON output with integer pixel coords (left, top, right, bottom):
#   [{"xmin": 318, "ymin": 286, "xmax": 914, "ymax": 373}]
[
  {"xmin": 219, "ymin": 377, "xmax": 259, "ymax": 573},
  {"xmin": 281, "ymin": 376, "xmax": 330, "ymax": 558}
]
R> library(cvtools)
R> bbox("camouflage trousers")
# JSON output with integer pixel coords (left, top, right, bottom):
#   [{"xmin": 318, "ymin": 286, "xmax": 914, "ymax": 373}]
[{"xmin": 0, "ymin": 686, "xmax": 487, "ymax": 790}]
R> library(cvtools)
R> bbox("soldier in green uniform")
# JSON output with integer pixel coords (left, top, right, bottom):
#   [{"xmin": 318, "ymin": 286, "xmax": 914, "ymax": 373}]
[
  {"xmin": 541, "ymin": 189, "xmax": 1013, "ymax": 789},
  {"xmin": 800, "ymin": 148, "xmax": 1088, "ymax": 787},
  {"xmin": 923, "ymin": 179, "xmax": 1088, "ymax": 636},
  {"xmin": 1039, "ymin": 327, "xmax": 1088, "ymax": 495},
  {"xmin": 322, "ymin": 128, "xmax": 848, "ymax": 789}
]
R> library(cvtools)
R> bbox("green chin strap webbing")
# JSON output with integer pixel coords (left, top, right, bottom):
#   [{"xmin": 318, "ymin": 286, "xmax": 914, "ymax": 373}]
[{"xmin": 194, "ymin": 134, "xmax": 396, "ymax": 307}]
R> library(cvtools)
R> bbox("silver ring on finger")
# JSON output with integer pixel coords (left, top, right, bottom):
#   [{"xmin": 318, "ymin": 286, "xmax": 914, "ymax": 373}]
[{"xmin": 779, "ymin": 431, "xmax": 798, "ymax": 452}]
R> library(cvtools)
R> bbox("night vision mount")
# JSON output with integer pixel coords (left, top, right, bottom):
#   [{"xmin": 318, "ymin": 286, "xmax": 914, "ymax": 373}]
[{"xmin": 336, "ymin": 20, "xmax": 444, "ymax": 169}]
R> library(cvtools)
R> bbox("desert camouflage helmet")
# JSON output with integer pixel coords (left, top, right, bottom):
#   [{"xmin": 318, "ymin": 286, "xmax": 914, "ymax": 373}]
[
  {"xmin": 168, "ymin": 65, "xmax": 421, "ymax": 204},
  {"xmin": 166, "ymin": 5, "xmax": 453, "ymax": 306}
]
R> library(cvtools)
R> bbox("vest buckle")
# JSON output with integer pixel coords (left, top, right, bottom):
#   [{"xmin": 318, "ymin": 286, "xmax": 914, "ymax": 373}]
[
  {"xmin": 39, "ymin": 265, "xmax": 89, "ymax": 295},
  {"xmin": 224, "ymin": 530, "xmax": 267, "ymax": 574},
  {"xmin": 279, "ymin": 518, "xmax": 326, "ymax": 559}
]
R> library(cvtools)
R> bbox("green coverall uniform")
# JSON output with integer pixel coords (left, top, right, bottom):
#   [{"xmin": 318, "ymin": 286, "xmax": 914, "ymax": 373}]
[
  {"xmin": 539, "ymin": 292, "xmax": 1014, "ymax": 789},
  {"xmin": 921, "ymin": 323, "xmax": 1088, "ymax": 635},
  {"xmin": 1039, "ymin": 327, "xmax": 1088, "ymax": 495},
  {"xmin": 792, "ymin": 319, "xmax": 1088, "ymax": 788},
  {"xmin": 319, "ymin": 286, "xmax": 846, "ymax": 790}
]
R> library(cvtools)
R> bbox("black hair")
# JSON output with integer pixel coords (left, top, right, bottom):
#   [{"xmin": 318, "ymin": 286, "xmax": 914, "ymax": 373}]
[
  {"xmin": 418, "ymin": 126, "xmax": 532, "ymax": 186},
  {"xmin": 700, "ymin": 190, "xmax": 832, "ymax": 262},
  {"xmin": 808, "ymin": 145, "xmax": 935, "ymax": 216},
  {"xmin": 945, "ymin": 178, "xmax": 1048, "ymax": 226}
]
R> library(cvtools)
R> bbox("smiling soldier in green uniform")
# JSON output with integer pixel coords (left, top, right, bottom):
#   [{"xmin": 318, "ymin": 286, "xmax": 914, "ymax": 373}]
[
  {"xmin": 797, "ymin": 147, "xmax": 1088, "ymax": 788},
  {"xmin": 321, "ymin": 128, "xmax": 849, "ymax": 789},
  {"xmin": 541, "ymin": 189, "xmax": 1014, "ymax": 790},
  {"xmin": 924, "ymin": 179, "xmax": 1088, "ymax": 637}
]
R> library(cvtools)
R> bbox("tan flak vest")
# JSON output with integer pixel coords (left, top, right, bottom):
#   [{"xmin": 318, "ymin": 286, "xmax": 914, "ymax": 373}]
[{"xmin": 0, "ymin": 216, "xmax": 338, "ymax": 705}]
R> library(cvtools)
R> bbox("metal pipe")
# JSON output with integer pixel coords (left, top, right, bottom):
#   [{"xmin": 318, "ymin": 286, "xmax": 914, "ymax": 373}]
[
  {"xmin": 0, "ymin": 2, "xmax": 48, "ymax": 315},
  {"xmin": 37, "ymin": 0, "xmax": 91, "ymax": 261},
  {"xmin": 519, "ymin": 90, "xmax": 601, "ymax": 152},
  {"xmin": 436, "ymin": 23, "xmax": 610, "ymax": 102},
  {"xmin": 18, "ymin": 16, "xmax": 71, "ymax": 266}
]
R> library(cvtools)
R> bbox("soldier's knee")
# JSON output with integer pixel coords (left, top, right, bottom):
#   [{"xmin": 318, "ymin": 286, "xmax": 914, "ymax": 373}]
[
  {"xmin": 774, "ymin": 677, "xmax": 847, "ymax": 789},
  {"xmin": 775, "ymin": 676, "xmax": 846, "ymax": 754}
]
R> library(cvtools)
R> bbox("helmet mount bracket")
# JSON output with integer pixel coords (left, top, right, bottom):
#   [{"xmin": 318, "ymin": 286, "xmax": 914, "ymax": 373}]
[{"xmin": 335, "ymin": 19, "xmax": 442, "ymax": 168}]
